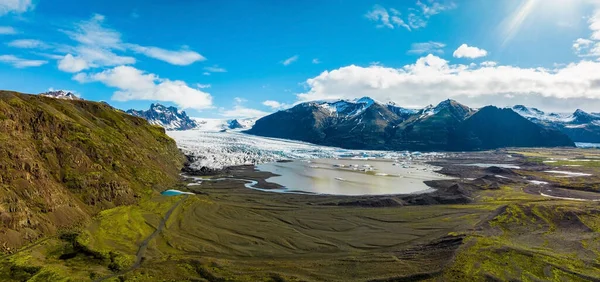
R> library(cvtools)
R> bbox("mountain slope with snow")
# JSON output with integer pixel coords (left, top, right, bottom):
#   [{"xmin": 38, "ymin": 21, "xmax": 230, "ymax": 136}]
[
  {"xmin": 248, "ymin": 98, "xmax": 573, "ymax": 151},
  {"xmin": 511, "ymin": 105, "xmax": 600, "ymax": 142},
  {"xmin": 192, "ymin": 117, "xmax": 258, "ymax": 131},
  {"xmin": 39, "ymin": 90, "xmax": 82, "ymax": 100},
  {"xmin": 126, "ymin": 103, "xmax": 198, "ymax": 130}
]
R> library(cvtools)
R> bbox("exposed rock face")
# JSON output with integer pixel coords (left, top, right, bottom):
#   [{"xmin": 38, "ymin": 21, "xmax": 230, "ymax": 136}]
[
  {"xmin": 0, "ymin": 91, "xmax": 185, "ymax": 252},
  {"xmin": 126, "ymin": 103, "xmax": 197, "ymax": 130},
  {"xmin": 248, "ymin": 98, "xmax": 574, "ymax": 151}
]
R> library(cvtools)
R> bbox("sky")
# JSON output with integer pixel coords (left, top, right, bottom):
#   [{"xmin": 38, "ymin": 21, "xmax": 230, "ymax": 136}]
[{"xmin": 2, "ymin": 0, "xmax": 600, "ymax": 118}]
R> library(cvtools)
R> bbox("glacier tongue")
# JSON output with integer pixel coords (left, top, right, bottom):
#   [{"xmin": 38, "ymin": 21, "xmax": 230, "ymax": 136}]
[{"xmin": 167, "ymin": 131, "xmax": 443, "ymax": 169}]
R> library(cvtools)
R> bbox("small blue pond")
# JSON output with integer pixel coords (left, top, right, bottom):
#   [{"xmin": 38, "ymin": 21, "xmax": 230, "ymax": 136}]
[{"xmin": 161, "ymin": 189, "xmax": 194, "ymax": 196}]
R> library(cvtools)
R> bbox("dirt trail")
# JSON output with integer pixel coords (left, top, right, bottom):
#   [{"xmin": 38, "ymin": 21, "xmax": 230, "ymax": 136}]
[{"xmin": 94, "ymin": 195, "xmax": 189, "ymax": 282}]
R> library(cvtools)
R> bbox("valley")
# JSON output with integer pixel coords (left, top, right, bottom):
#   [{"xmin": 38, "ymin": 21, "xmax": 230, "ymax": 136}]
[{"xmin": 2, "ymin": 144, "xmax": 600, "ymax": 281}]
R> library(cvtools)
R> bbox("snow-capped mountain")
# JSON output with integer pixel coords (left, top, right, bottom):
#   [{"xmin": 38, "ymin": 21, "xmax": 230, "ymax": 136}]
[
  {"xmin": 248, "ymin": 97, "xmax": 573, "ymax": 151},
  {"xmin": 511, "ymin": 105, "xmax": 600, "ymax": 142},
  {"xmin": 511, "ymin": 105, "xmax": 573, "ymax": 123},
  {"xmin": 126, "ymin": 103, "xmax": 197, "ymax": 130},
  {"xmin": 311, "ymin": 97, "xmax": 416, "ymax": 119},
  {"xmin": 192, "ymin": 117, "xmax": 258, "ymax": 132},
  {"xmin": 39, "ymin": 90, "xmax": 82, "ymax": 100}
]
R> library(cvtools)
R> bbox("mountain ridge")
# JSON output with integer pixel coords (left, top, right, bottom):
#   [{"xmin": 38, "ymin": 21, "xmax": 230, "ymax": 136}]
[{"xmin": 247, "ymin": 98, "xmax": 575, "ymax": 151}]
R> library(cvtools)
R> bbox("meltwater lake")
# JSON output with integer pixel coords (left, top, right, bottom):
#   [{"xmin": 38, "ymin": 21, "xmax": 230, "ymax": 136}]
[{"xmin": 256, "ymin": 158, "xmax": 453, "ymax": 196}]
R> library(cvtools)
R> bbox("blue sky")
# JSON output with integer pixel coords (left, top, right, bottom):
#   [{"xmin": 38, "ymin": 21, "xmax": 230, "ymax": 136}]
[{"xmin": 2, "ymin": 0, "xmax": 600, "ymax": 117}]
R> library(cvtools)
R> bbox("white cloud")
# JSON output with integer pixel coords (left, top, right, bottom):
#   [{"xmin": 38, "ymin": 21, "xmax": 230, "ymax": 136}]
[
  {"xmin": 196, "ymin": 83, "xmax": 211, "ymax": 89},
  {"xmin": 220, "ymin": 105, "xmax": 269, "ymax": 118},
  {"xmin": 480, "ymin": 61, "xmax": 497, "ymax": 67},
  {"xmin": 234, "ymin": 97, "xmax": 247, "ymax": 104},
  {"xmin": 0, "ymin": 54, "xmax": 47, "ymax": 68},
  {"xmin": 366, "ymin": 5, "xmax": 410, "ymax": 30},
  {"xmin": 590, "ymin": 9, "xmax": 600, "ymax": 40},
  {"xmin": 202, "ymin": 72, "xmax": 211, "ymax": 76},
  {"xmin": 262, "ymin": 100, "xmax": 290, "ymax": 110},
  {"xmin": 407, "ymin": 13, "xmax": 427, "ymax": 29},
  {"xmin": 416, "ymin": 0, "xmax": 456, "ymax": 17},
  {"xmin": 127, "ymin": 44, "xmax": 205, "ymax": 65},
  {"xmin": 63, "ymin": 14, "xmax": 123, "ymax": 50},
  {"xmin": 312, "ymin": 58, "xmax": 321, "ymax": 64},
  {"xmin": 408, "ymin": 41, "xmax": 445, "ymax": 55},
  {"xmin": 7, "ymin": 39, "xmax": 48, "ymax": 48},
  {"xmin": 203, "ymin": 65, "xmax": 227, "ymax": 73},
  {"xmin": 74, "ymin": 65, "xmax": 213, "ymax": 110},
  {"xmin": 282, "ymin": 55, "xmax": 298, "ymax": 66},
  {"xmin": 573, "ymin": 10, "xmax": 600, "ymax": 58},
  {"xmin": 367, "ymin": 2, "xmax": 455, "ymax": 31},
  {"xmin": 56, "ymin": 14, "xmax": 207, "ymax": 71},
  {"xmin": 296, "ymin": 54, "xmax": 600, "ymax": 112},
  {"xmin": 453, "ymin": 44, "xmax": 488, "ymax": 59},
  {"xmin": 0, "ymin": 0, "xmax": 34, "ymax": 16},
  {"xmin": 58, "ymin": 54, "xmax": 89, "ymax": 72},
  {"xmin": 0, "ymin": 26, "xmax": 16, "ymax": 34},
  {"xmin": 573, "ymin": 38, "xmax": 594, "ymax": 54}
]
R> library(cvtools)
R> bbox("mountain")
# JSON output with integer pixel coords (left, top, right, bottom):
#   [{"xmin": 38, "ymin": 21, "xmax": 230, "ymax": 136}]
[
  {"xmin": 512, "ymin": 105, "xmax": 600, "ymax": 143},
  {"xmin": 247, "ymin": 97, "xmax": 416, "ymax": 149},
  {"xmin": 126, "ymin": 103, "xmax": 197, "ymax": 130},
  {"xmin": 0, "ymin": 91, "xmax": 185, "ymax": 251},
  {"xmin": 192, "ymin": 117, "xmax": 258, "ymax": 131},
  {"xmin": 248, "ymin": 98, "xmax": 574, "ymax": 151},
  {"xmin": 39, "ymin": 90, "xmax": 82, "ymax": 100},
  {"xmin": 450, "ymin": 106, "xmax": 575, "ymax": 150},
  {"xmin": 388, "ymin": 99, "xmax": 476, "ymax": 150}
]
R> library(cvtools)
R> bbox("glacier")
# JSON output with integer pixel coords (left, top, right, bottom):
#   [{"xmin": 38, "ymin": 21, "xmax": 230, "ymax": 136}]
[{"xmin": 167, "ymin": 131, "xmax": 443, "ymax": 169}]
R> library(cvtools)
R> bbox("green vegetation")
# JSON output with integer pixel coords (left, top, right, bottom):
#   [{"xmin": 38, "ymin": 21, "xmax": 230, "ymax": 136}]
[{"xmin": 0, "ymin": 91, "xmax": 185, "ymax": 252}]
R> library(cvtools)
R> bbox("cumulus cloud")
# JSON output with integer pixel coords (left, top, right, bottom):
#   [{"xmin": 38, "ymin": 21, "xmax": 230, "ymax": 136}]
[
  {"xmin": 7, "ymin": 39, "xmax": 48, "ymax": 48},
  {"xmin": 0, "ymin": 26, "xmax": 16, "ymax": 34},
  {"xmin": 453, "ymin": 44, "xmax": 488, "ymax": 59},
  {"xmin": 196, "ymin": 83, "xmax": 211, "ymax": 89},
  {"xmin": 296, "ymin": 54, "xmax": 600, "ymax": 112},
  {"xmin": 282, "ymin": 55, "xmax": 298, "ymax": 66},
  {"xmin": 0, "ymin": 54, "xmax": 47, "ymax": 68},
  {"xmin": 127, "ymin": 44, "xmax": 205, "ymax": 65},
  {"xmin": 58, "ymin": 54, "xmax": 89, "ymax": 72},
  {"xmin": 74, "ymin": 65, "xmax": 213, "ymax": 110},
  {"xmin": 407, "ymin": 41, "xmax": 446, "ymax": 55},
  {"xmin": 312, "ymin": 58, "xmax": 321, "ymax": 64},
  {"xmin": 0, "ymin": 0, "xmax": 34, "ymax": 16}
]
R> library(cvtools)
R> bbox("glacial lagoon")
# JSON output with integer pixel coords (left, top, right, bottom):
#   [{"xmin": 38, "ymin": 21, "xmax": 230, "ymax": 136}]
[{"xmin": 255, "ymin": 158, "xmax": 453, "ymax": 196}]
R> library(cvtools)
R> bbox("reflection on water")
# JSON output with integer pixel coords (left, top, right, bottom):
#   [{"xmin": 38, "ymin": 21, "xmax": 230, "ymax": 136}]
[{"xmin": 256, "ymin": 159, "xmax": 453, "ymax": 196}]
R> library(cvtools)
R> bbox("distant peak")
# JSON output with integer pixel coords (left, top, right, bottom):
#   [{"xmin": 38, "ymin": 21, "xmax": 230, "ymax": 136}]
[
  {"xmin": 355, "ymin": 96, "xmax": 375, "ymax": 104},
  {"xmin": 434, "ymin": 99, "xmax": 462, "ymax": 110},
  {"xmin": 39, "ymin": 90, "xmax": 82, "ymax": 100}
]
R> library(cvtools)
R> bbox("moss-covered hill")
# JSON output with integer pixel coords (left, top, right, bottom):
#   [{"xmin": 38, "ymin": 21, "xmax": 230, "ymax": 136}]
[{"xmin": 0, "ymin": 91, "xmax": 185, "ymax": 252}]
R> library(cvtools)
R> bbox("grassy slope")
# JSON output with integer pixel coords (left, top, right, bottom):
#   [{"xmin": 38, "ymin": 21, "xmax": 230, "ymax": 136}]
[{"xmin": 0, "ymin": 91, "xmax": 185, "ymax": 252}]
